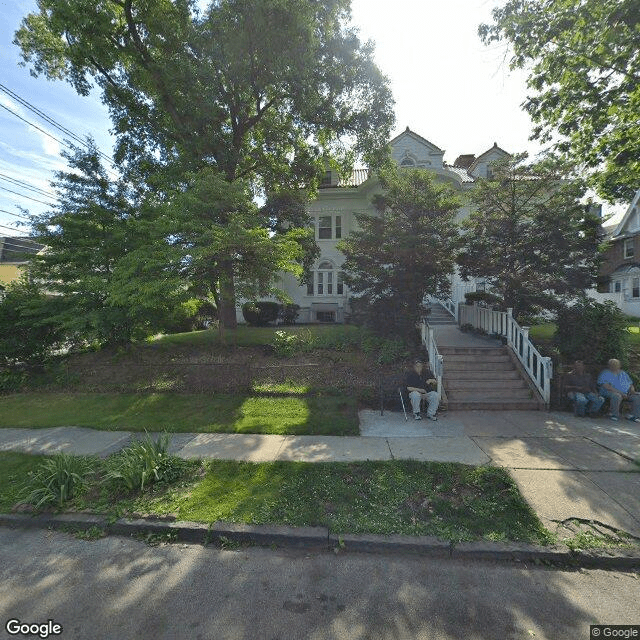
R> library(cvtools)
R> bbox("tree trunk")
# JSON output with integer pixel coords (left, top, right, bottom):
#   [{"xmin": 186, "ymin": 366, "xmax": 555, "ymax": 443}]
[{"xmin": 218, "ymin": 258, "xmax": 238, "ymax": 330}]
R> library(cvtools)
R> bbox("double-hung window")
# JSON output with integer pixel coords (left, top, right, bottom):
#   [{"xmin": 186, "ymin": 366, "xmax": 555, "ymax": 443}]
[
  {"xmin": 318, "ymin": 216, "xmax": 332, "ymax": 239},
  {"xmin": 624, "ymin": 238, "xmax": 634, "ymax": 259}
]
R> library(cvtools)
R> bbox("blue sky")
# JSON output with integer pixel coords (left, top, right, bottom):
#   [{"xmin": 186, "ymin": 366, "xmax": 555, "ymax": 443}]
[{"xmin": 0, "ymin": 0, "xmax": 625, "ymax": 236}]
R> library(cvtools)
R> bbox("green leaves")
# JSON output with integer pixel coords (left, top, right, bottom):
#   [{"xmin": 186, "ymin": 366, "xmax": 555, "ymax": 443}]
[
  {"xmin": 457, "ymin": 154, "xmax": 600, "ymax": 319},
  {"xmin": 480, "ymin": 0, "xmax": 640, "ymax": 202},
  {"xmin": 340, "ymin": 166, "xmax": 461, "ymax": 341}
]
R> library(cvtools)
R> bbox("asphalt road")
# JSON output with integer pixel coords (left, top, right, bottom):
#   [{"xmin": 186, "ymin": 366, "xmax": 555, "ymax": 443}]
[{"xmin": 0, "ymin": 528, "xmax": 638, "ymax": 640}]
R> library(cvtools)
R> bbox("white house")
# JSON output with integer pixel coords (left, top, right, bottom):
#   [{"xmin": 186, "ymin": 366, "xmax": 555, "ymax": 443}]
[{"xmin": 240, "ymin": 127, "xmax": 510, "ymax": 324}]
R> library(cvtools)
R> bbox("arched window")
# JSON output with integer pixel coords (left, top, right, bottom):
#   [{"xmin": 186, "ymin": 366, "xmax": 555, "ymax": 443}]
[
  {"xmin": 306, "ymin": 260, "xmax": 347, "ymax": 297},
  {"xmin": 400, "ymin": 157, "xmax": 415, "ymax": 167}
]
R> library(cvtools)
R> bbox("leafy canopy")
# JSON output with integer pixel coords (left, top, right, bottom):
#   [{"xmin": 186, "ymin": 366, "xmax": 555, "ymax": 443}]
[
  {"xmin": 15, "ymin": 0, "xmax": 395, "ymax": 329},
  {"xmin": 457, "ymin": 154, "xmax": 602, "ymax": 319},
  {"xmin": 480, "ymin": 0, "xmax": 640, "ymax": 202},
  {"xmin": 339, "ymin": 166, "xmax": 461, "ymax": 342}
]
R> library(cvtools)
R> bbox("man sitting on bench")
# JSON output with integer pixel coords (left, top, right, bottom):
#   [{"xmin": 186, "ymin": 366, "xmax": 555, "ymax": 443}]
[
  {"xmin": 405, "ymin": 358, "xmax": 439, "ymax": 421},
  {"xmin": 597, "ymin": 358, "xmax": 640, "ymax": 422}
]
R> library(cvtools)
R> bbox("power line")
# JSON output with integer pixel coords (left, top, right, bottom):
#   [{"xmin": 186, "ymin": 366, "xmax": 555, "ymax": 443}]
[
  {"xmin": 0, "ymin": 173, "xmax": 55, "ymax": 199},
  {"xmin": 0, "ymin": 185, "xmax": 55, "ymax": 206},
  {"xmin": 0, "ymin": 83, "xmax": 118, "ymax": 169},
  {"xmin": 0, "ymin": 208, "xmax": 33, "ymax": 221},
  {"xmin": 0, "ymin": 221, "xmax": 29, "ymax": 233},
  {"xmin": 0, "ymin": 102, "xmax": 69, "ymax": 151}
]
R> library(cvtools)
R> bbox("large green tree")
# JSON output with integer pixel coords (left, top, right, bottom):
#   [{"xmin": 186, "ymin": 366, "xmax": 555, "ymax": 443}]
[
  {"xmin": 29, "ymin": 144, "xmax": 186, "ymax": 345},
  {"xmin": 479, "ymin": 0, "xmax": 640, "ymax": 203},
  {"xmin": 457, "ymin": 155, "xmax": 602, "ymax": 319},
  {"xmin": 16, "ymin": 0, "xmax": 394, "ymax": 327},
  {"xmin": 339, "ymin": 167, "xmax": 461, "ymax": 343}
]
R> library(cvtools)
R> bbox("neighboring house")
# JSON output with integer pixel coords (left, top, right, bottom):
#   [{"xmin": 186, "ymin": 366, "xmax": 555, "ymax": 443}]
[
  {"xmin": 0, "ymin": 236, "xmax": 44, "ymax": 288},
  {"xmin": 592, "ymin": 189, "xmax": 640, "ymax": 317},
  {"xmin": 240, "ymin": 127, "xmax": 509, "ymax": 324}
]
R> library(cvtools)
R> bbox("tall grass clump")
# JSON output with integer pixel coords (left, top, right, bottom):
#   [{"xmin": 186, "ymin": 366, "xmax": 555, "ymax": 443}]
[{"xmin": 106, "ymin": 433, "xmax": 186, "ymax": 492}]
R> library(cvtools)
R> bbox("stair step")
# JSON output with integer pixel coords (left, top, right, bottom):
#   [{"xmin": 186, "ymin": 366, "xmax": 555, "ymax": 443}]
[
  {"xmin": 447, "ymin": 399, "xmax": 543, "ymax": 411},
  {"xmin": 445, "ymin": 362, "xmax": 516, "ymax": 372},
  {"xmin": 444, "ymin": 370, "xmax": 521, "ymax": 380},
  {"xmin": 438, "ymin": 347, "xmax": 506, "ymax": 356},
  {"xmin": 444, "ymin": 379, "xmax": 527, "ymax": 390},
  {"xmin": 444, "ymin": 354, "xmax": 511, "ymax": 363},
  {"xmin": 447, "ymin": 389, "xmax": 533, "ymax": 401}
]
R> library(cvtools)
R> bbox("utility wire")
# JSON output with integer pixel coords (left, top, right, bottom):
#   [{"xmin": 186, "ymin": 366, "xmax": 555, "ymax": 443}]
[
  {"xmin": 0, "ymin": 83, "xmax": 119, "ymax": 170},
  {"xmin": 0, "ymin": 185, "xmax": 55, "ymax": 206},
  {"xmin": 0, "ymin": 104, "xmax": 120, "ymax": 182},
  {"xmin": 0, "ymin": 221, "xmax": 28, "ymax": 233},
  {"xmin": 0, "ymin": 173, "xmax": 55, "ymax": 199},
  {"xmin": 0, "ymin": 208, "xmax": 33, "ymax": 221},
  {"xmin": 0, "ymin": 103, "xmax": 69, "ymax": 150}
]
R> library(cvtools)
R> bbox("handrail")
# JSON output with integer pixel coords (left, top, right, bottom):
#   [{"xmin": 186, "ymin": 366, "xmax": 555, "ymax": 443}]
[
  {"xmin": 421, "ymin": 321, "xmax": 443, "ymax": 401},
  {"xmin": 437, "ymin": 297, "xmax": 457, "ymax": 320},
  {"xmin": 458, "ymin": 304, "xmax": 553, "ymax": 407}
]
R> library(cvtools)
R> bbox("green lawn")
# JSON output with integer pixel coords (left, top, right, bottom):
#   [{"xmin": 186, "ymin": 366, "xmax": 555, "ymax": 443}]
[
  {"xmin": 528, "ymin": 322, "xmax": 556, "ymax": 341},
  {"xmin": 0, "ymin": 392, "xmax": 358, "ymax": 435},
  {"xmin": 529, "ymin": 322, "xmax": 640, "ymax": 346},
  {"xmin": 0, "ymin": 452, "xmax": 553, "ymax": 544}
]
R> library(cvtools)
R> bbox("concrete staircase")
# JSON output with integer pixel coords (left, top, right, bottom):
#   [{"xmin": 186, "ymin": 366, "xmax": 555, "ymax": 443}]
[
  {"xmin": 440, "ymin": 345, "xmax": 544, "ymax": 411},
  {"xmin": 427, "ymin": 303, "xmax": 457, "ymax": 325}
]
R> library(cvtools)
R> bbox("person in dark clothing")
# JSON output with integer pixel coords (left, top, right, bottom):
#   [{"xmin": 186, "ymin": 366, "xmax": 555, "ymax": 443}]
[
  {"xmin": 565, "ymin": 360, "xmax": 604, "ymax": 417},
  {"xmin": 405, "ymin": 359, "xmax": 439, "ymax": 421}
]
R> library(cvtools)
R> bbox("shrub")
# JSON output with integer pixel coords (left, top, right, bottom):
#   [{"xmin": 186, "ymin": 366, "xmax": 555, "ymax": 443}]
[
  {"xmin": 0, "ymin": 277, "xmax": 65, "ymax": 368},
  {"xmin": 22, "ymin": 454, "xmax": 94, "ymax": 508},
  {"xmin": 106, "ymin": 433, "xmax": 186, "ymax": 492},
  {"xmin": 278, "ymin": 303, "xmax": 300, "ymax": 325},
  {"xmin": 242, "ymin": 301, "xmax": 280, "ymax": 326},
  {"xmin": 555, "ymin": 300, "xmax": 628, "ymax": 368},
  {"xmin": 271, "ymin": 330, "xmax": 302, "ymax": 357}
]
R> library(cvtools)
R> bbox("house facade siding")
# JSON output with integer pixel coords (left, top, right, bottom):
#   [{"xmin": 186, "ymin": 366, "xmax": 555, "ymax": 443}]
[{"xmin": 237, "ymin": 128, "xmax": 510, "ymax": 324}]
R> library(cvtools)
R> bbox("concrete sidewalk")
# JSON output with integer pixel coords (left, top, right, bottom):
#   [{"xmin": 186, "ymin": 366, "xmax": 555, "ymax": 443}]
[
  {"xmin": 0, "ymin": 422, "xmax": 490, "ymax": 465},
  {"xmin": 1, "ymin": 409, "xmax": 639, "ymax": 537}
]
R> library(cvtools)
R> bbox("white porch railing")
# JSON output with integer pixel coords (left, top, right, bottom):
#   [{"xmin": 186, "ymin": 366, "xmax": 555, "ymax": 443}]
[
  {"xmin": 458, "ymin": 304, "xmax": 553, "ymax": 407},
  {"xmin": 421, "ymin": 321, "xmax": 443, "ymax": 401}
]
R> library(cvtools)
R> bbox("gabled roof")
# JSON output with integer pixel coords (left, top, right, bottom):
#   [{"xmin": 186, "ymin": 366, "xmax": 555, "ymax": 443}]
[
  {"xmin": 0, "ymin": 236, "xmax": 43, "ymax": 263},
  {"xmin": 389, "ymin": 126, "xmax": 444, "ymax": 155},
  {"xmin": 469, "ymin": 142, "xmax": 510, "ymax": 172},
  {"xmin": 453, "ymin": 154, "xmax": 476, "ymax": 169},
  {"xmin": 611, "ymin": 188, "xmax": 640, "ymax": 238},
  {"xmin": 338, "ymin": 168, "xmax": 370, "ymax": 187}
]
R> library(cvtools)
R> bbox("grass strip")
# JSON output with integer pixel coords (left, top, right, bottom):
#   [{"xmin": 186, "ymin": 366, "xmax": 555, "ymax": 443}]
[
  {"xmin": 0, "ymin": 392, "xmax": 358, "ymax": 435},
  {"xmin": 0, "ymin": 452, "xmax": 554, "ymax": 544}
]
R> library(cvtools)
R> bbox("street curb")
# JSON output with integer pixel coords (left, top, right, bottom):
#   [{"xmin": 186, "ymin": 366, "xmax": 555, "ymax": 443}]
[{"xmin": 1, "ymin": 513, "xmax": 639, "ymax": 569}]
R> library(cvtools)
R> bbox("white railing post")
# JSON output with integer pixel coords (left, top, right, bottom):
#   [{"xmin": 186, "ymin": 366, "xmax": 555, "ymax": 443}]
[{"xmin": 506, "ymin": 308, "xmax": 513, "ymax": 347}]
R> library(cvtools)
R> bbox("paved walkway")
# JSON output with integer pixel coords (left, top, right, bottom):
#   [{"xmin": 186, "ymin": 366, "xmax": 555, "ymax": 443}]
[{"xmin": 1, "ymin": 409, "xmax": 639, "ymax": 537}]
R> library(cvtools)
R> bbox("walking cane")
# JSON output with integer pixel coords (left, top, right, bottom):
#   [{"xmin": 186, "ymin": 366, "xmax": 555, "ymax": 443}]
[{"xmin": 398, "ymin": 388, "xmax": 408, "ymax": 421}]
